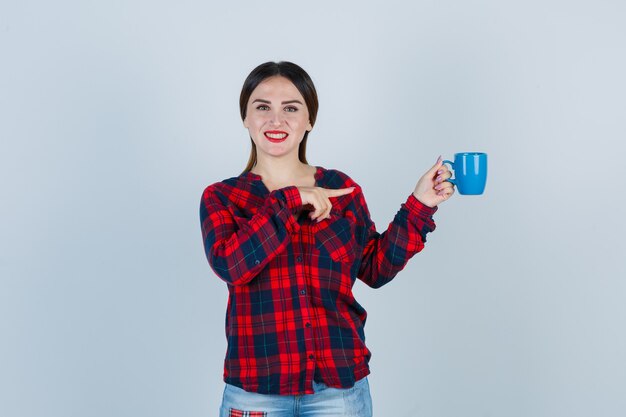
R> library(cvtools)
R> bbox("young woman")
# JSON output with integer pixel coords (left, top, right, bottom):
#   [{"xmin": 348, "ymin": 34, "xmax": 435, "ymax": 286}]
[{"xmin": 200, "ymin": 61, "xmax": 454, "ymax": 417}]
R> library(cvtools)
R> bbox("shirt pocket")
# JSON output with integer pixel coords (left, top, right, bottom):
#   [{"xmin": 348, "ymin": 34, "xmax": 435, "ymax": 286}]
[{"xmin": 313, "ymin": 209, "xmax": 358, "ymax": 264}]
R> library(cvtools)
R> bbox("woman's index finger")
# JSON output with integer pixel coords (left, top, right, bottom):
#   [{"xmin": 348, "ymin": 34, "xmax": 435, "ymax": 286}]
[{"xmin": 326, "ymin": 187, "xmax": 356, "ymax": 198}]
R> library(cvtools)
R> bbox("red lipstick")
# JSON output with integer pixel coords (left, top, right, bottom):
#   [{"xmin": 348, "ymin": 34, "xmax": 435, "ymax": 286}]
[{"xmin": 264, "ymin": 130, "xmax": 289, "ymax": 143}]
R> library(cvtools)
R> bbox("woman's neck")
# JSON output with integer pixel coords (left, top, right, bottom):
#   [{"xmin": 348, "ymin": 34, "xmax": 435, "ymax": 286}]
[
  {"xmin": 251, "ymin": 159, "xmax": 313, "ymax": 184},
  {"xmin": 251, "ymin": 160, "xmax": 316, "ymax": 192}
]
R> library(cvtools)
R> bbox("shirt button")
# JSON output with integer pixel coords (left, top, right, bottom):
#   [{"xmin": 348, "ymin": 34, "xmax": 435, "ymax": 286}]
[
  {"xmin": 305, "ymin": 322, "xmax": 312, "ymax": 328},
  {"xmin": 254, "ymin": 260, "xmax": 260, "ymax": 265},
  {"xmin": 309, "ymin": 354, "xmax": 315, "ymax": 360},
  {"xmin": 300, "ymin": 289, "xmax": 306, "ymax": 295},
  {"xmin": 297, "ymin": 256, "xmax": 302, "ymax": 262}
]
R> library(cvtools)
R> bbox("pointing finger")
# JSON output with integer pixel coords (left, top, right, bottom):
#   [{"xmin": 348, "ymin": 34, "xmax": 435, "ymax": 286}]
[{"xmin": 325, "ymin": 187, "xmax": 356, "ymax": 198}]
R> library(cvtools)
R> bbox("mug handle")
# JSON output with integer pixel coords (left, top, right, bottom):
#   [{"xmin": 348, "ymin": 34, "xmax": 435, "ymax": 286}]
[{"xmin": 442, "ymin": 160, "xmax": 456, "ymax": 185}]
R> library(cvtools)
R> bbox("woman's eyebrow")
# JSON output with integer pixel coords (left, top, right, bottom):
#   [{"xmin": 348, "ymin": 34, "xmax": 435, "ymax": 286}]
[{"xmin": 251, "ymin": 99, "xmax": 303, "ymax": 105}]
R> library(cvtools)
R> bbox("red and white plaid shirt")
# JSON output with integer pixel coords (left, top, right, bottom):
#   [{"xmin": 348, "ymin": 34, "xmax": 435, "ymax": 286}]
[{"xmin": 200, "ymin": 166, "xmax": 437, "ymax": 395}]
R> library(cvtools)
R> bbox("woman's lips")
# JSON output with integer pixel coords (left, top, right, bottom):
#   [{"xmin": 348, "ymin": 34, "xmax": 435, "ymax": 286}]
[{"xmin": 264, "ymin": 131, "xmax": 288, "ymax": 142}]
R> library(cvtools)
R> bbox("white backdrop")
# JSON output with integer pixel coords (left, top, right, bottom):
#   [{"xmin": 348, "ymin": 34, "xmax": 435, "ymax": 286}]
[{"xmin": 1, "ymin": 1, "xmax": 625, "ymax": 416}]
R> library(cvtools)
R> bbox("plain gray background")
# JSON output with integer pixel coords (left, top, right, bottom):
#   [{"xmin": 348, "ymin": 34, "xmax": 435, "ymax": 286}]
[{"xmin": 2, "ymin": 1, "xmax": 625, "ymax": 416}]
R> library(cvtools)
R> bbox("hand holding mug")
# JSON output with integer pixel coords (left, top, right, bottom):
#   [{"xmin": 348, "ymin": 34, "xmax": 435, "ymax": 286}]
[{"xmin": 412, "ymin": 156, "xmax": 455, "ymax": 208}]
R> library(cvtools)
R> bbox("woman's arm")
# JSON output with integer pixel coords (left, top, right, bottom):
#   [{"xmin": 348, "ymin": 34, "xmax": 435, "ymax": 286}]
[
  {"xmin": 355, "ymin": 188, "xmax": 437, "ymax": 288},
  {"xmin": 200, "ymin": 185, "xmax": 302, "ymax": 286},
  {"xmin": 354, "ymin": 157, "xmax": 452, "ymax": 287}
]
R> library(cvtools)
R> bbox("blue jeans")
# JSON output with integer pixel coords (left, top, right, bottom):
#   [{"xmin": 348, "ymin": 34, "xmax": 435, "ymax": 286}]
[{"xmin": 219, "ymin": 377, "xmax": 373, "ymax": 417}]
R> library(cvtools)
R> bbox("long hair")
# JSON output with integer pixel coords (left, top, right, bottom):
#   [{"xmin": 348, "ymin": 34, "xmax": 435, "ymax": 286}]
[{"xmin": 239, "ymin": 61, "xmax": 319, "ymax": 174}]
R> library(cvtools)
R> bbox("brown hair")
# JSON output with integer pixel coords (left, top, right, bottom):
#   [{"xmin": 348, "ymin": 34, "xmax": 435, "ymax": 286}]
[{"xmin": 239, "ymin": 61, "xmax": 319, "ymax": 174}]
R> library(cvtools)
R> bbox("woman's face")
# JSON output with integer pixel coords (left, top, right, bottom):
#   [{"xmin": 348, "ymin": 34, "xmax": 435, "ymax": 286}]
[{"xmin": 244, "ymin": 76, "xmax": 312, "ymax": 161}]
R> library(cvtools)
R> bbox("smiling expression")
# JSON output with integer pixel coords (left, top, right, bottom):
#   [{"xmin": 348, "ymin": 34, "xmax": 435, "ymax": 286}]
[{"xmin": 243, "ymin": 76, "xmax": 312, "ymax": 159}]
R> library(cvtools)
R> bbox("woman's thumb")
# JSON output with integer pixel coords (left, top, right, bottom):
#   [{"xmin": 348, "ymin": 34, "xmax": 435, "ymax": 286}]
[{"xmin": 429, "ymin": 155, "xmax": 443, "ymax": 173}]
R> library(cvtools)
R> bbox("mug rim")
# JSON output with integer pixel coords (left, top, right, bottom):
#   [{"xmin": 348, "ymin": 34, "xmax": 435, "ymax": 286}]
[{"xmin": 455, "ymin": 152, "xmax": 487, "ymax": 156}]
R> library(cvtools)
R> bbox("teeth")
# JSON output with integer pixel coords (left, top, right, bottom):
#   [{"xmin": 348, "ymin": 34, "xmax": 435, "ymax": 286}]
[{"xmin": 266, "ymin": 132, "xmax": 287, "ymax": 139}]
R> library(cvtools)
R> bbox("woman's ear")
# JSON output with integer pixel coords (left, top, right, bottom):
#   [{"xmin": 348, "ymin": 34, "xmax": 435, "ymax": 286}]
[
  {"xmin": 307, "ymin": 121, "xmax": 313, "ymax": 131},
  {"xmin": 243, "ymin": 118, "xmax": 248, "ymax": 129}
]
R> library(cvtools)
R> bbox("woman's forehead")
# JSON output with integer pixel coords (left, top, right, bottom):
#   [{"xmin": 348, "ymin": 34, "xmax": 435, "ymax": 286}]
[{"xmin": 251, "ymin": 76, "xmax": 304, "ymax": 100}]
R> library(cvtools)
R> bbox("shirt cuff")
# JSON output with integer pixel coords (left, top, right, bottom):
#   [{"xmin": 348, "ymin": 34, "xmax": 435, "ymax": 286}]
[
  {"xmin": 278, "ymin": 186, "xmax": 303, "ymax": 211},
  {"xmin": 404, "ymin": 193, "xmax": 438, "ymax": 218}
]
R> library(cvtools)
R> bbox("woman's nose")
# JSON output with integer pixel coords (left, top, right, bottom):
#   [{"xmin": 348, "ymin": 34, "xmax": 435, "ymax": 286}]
[{"xmin": 269, "ymin": 111, "xmax": 283, "ymax": 126}]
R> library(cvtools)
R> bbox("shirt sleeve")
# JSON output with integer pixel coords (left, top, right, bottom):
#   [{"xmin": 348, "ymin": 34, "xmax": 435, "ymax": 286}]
[
  {"xmin": 200, "ymin": 185, "xmax": 303, "ymax": 286},
  {"xmin": 355, "ymin": 190, "xmax": 437, "ymax": 288}
]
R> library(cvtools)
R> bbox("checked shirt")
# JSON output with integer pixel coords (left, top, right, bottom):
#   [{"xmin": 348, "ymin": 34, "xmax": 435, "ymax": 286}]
[{"xmin": 200, "ymin": 166, "xmax": 437, "ymax": 395}]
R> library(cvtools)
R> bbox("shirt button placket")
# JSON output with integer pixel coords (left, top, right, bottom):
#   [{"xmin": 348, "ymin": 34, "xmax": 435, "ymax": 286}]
[{"xmin": 295, "ymin": 228, "xmax": 316, "ymax": 388}]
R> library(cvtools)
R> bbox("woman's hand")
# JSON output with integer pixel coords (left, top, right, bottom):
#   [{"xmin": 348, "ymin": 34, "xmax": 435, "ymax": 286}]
[
  {"xmin": 412, "ymin": 156, "xmax": 455, "ymax": 208},
  {"xmin": 297, "ymin": 186, "xmax": 356, "ymax": 222}
]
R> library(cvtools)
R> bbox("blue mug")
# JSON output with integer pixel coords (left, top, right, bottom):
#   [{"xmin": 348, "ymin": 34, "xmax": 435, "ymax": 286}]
[{"xmin": 443, "ymin": 152, "xmax": 488, "ymax": 195}]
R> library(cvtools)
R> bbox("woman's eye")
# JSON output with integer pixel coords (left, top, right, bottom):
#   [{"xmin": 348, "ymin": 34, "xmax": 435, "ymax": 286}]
[
  {"xmin": 284, "ymin": 106, "xmax": 298, "ymax": 112},
  {"xmin": 256, "ymin": 105, "xmax": 270, "ymax": 111}
]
